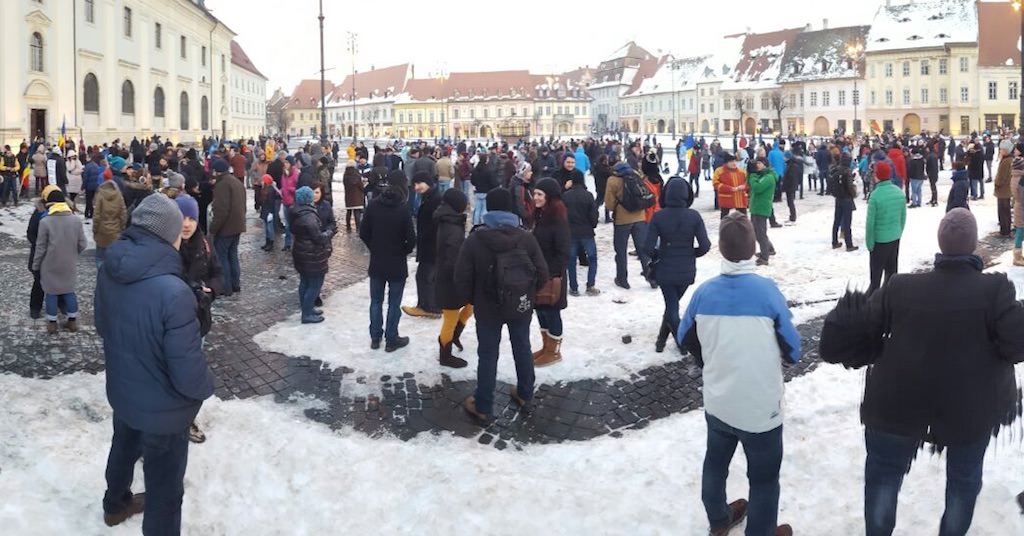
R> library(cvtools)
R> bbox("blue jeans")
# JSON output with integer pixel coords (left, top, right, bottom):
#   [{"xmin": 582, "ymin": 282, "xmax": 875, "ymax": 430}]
[
  {"xmin": 472, "ymin": 192, "xmax": 488, "ymax": 225},
  {"xmin": 535, "ymin": 307, "xmax": 563, "ymax": 337},
  {"xmin": 368, "ymin": 277, "xmax": 405, "ymax": 343},
  {"xmin": 910, "ymin": 179, "xmax": 923, "ymax": 206},
  {"xmin": 45, "ymin": 292, "xmax": 78, "ymax": 321},
  {"xmin": 103, "ymin": 415, "xmax": 189, "ymax": 536},
  {"xmin": 298, "ymin": 273, "xmax": 325, "ymax": 318},
  {"xmin": 437, "ymin": 179, "xmax": 452, "ymax": 194},
  {"xmin": 263, "ymin": 200, "xmax": 280, "ymax": 244},
  {"xmin": 95, "ymin": 246, "xmax": 107, "ymax": 270},
  {"xmin": 702, "ymin": 413, "xmax": 783, "ymax": 536},
  {"xmin": 281, "ymin": 204, "xmax": 293, "ymax": 247},
  {"xmin": 970, "ymin": 178, "xmax": 984, "ymax": 198},
  {"xmin": 213, "ymin": 234, "xmax": 241, "ymax": 293},
  {"xmin": 474, "ymin": 317, "xmax": 535, "ymax": 415},
  {"xmin": 832, "ymin": 199, "xmax": 854, "ymax": 247},
  {"xmin": 659, "ymin": 283, "xmax": 690, "ymax": 329},
  {"xmin": 864, "ymin": 428, "xmax": 989, "ymax": 536},
  {"xmin": 613, "ymin": 221, "xmax": 650, "ymax": 282},
  {"xmin": 568, "ymin": 237, "xmax": 598, "ymax": 291},
  {"xmin": 461, "ymin": 180, "xmax": 473, "ymax": 199},
  {"xmin": 1015, "ymin": 227, "xmax": 1024, "ymax": 249},
  {"xmin": 0, "ymin": 175, "xmax": 17, "ymax": 204}
]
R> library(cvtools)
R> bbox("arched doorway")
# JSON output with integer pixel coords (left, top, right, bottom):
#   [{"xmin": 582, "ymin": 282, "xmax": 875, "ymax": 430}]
[
  {"xmin": 479, "ymin": 125, "xmax": 487, "ymax": 138},
  {"xmin": 701, "ymin": 119, "xmax": 710, "ymax": 133},
  {"xmin": 347, "ymin": 125, "xmax": 353, "ymax": 137},
  {"xmin": 657, "ymin": 119, "xmax": 666, "ymax": 132},
  {"xmin": 813, "ymin": 116, "xmax": 829, "ymax": 136},
  {"xmin": 558, "ymin": 123, "xmax": 570, "ymax": 136},
  {"xmin": 744, "ymin": 117, "xmax": 756, "ymax": 135},
  {"xmin": 631, "ymin": 119, "xmax": 639, "ymax": 132},
  {"xmin": 902, "ymin": 113, "xmax": 921, "ymax": 135}
]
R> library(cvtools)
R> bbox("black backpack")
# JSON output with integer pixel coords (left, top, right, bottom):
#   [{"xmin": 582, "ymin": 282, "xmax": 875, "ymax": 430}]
[
  {"xmin": 618, "ymin": 172, "xmax": 656, "ymax": 213},
  {"xmin": 486, "ymin": 231, "xmax": 538, "ymax": 321}
]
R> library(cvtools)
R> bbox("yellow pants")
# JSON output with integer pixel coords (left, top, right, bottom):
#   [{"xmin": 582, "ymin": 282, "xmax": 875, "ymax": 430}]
[{"xmin": 439, "ymin": 306, "xmax": 473, "ymax": 345}]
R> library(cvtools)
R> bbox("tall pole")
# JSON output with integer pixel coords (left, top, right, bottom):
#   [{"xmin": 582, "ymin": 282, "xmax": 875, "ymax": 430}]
[
  {"xmin": 318, "ymin": 0, "xmax": 327, "ymax": 144},
  {"xmin": 671, "ymin": 62, "xmax": 677, "ymax": 140},
  {"xmin": 347, "ymin": 31, "xmax": 358, "ymax": 142},
  {"xmin": 853, "ymin": 78, "xmax": 858, "ymax": 134},
  {"xmin": 1019, "ymin": 3, "xmax": 1024, "ymax": 134}
]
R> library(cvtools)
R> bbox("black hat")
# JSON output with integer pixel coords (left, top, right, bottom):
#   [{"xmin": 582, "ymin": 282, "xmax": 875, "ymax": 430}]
[
  {"xmin": 722, "ymin": 153, "xmax": 737, "ymax": 163},
  {"xmin": 719, "ymin": 211, "xmax": 756, "ymax": 262},
  {"xmin": 412, "ymin": 172, "xmax": 435, "ymax": 186},
  {"xmin": 485, "ymin": 188, "xmax": 515, "ymax": 212},
  {"xmin": 442, "ymin": 188, "xmax": 468, "ymax": 214},
  {"xmin": 45, "ymin": 188, "xmax": 66, "ymax": 204},
  {"xmin": 534, "ymin": 177, "xmax": 562, "ymax": 200}
]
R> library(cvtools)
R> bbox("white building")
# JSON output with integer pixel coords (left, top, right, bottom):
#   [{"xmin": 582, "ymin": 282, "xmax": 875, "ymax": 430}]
[
  {"xmin": 228, "ymin": 40, "xmax": 267, "ymax": 139},
  {"xmin": 1, "ymin": 0, "xmax": 236, "ymax": 148},
  {"xmin": 719, "ymin": 28, "xmax": 803, "ymax": 136},
  {"xmin": 587, "ymin": 42, "xmax": 655, "ymax": 133}
]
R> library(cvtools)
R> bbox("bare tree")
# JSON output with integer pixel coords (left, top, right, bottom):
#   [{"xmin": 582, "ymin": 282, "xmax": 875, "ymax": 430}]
[
  {"xmin": 272, "ymin": 108, "xmax": 292, "ymax": 136},
  {"xmin": 770, "ymin": 91, "xmax": 788, "ymax": 135},
  {"xmin": 734, "ymin": 96, "xmax": 748, "ymax": 135}
]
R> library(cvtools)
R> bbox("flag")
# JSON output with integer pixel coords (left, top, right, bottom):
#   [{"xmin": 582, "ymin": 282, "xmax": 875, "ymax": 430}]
[
  {"xmin": 58, "ymin": 117, "xmax": 66, "ymax": 150},
  {"xmin": 21, "ymin": 160, "xmax": 30, "ymax": 192}
]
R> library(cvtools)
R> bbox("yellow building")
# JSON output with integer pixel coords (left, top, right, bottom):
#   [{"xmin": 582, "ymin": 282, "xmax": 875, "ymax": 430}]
[
  {"xmin": 283, "ymin": 79, "xmax": 326, "ymax": 138},
  {"xmin": 393, "ymin": 78, "xmax": 447, "ymax": 140}
]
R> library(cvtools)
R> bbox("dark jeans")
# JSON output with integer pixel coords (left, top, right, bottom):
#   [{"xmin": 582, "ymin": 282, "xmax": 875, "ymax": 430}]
[
  {"xmin": 85, "ymin": 188, "xmax": 96, "ymax": 217},
  {"xmin": 832, "ymin": 199, "xmax": 854, "ymax": 247},
  {"xmin": 719, "ymin": 207, "xmax": 747, "ymax": 219},
  {"xmin": 369, "ymin": 277, "xmax": 405, "ymax": 342},
  {"xmin": 928, "ymin": 178, "xmax": 938, "ymax": 205},
  {"xmin": 864, "ymin": 428, "xmax": 990, "ymax": 536},
  {"xmin": 1, "ymin": 175, "xmax": 17, "ymax": 204},
  {"xmin": 103, "ymin": 415, "xmax": 189, "ymax": 536},
  {"xmin": 415, "ymin": 261, "xmax": 437, "ymax": 312},
  {"xmin": 568, "ymin": 237, "xmax": 598, "ymax": 291},
  {"xmin": 659, "ymin": 283, "xmax": 690, "ymax": 330},
  {"xmin": 751, "ymin": 215, "xmax": 774, "ymax": 261},
  {"xmin": 474, "ymin": 317, "xmax": 535, "ymax": 415},
  {"xmin": 689, "ymin": 172, "xmax": 700, "ymax": 197},
  {"xmin": 298, "ymin": 273, "xmax": 325, "ymax": 318},
  {"xmin": 785, "ymin": 188, "xmax": 797, "ymax": 221},
  {"xmin": 868, "ymin": 240, "xmax": 900, "ymax": 293},
  {"xmin": 213, "ymin": 234, "xmax": 241, "ymax": 293},
  {"xmin": 702, "ymin": 413, "xmax": 783, "ymax": 535},
  {"xmin": 30, "ymin": 270, "xmax": 44, "ymax": 314},
  {"xmin": 535, "ymin": 307, "xmax": 563, "ymax": 337},
  {"xmin": 998, "ymin": 198, "xmax": 1012, "ymax": 235},
  {"xmin": 612, "ymin": 221, "xmax": 649, "ymax": 282},
  {"xmin": 969, "ymin": 178, "xmax": 984, "ymax": 198},
  {"xmin": 45, "ymin": 292, "xmax": 78, "ymax": 321}
]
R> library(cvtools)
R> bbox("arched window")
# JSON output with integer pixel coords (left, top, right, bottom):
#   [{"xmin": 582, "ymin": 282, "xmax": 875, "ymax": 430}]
[
  {"xmin": 83, "ymin": 74, "xmax": 99, "ymax": 113},
  {"xmin": 180, "ymin": 92, "xmax": 190, "ymax": 130},
  {"xmin": 30, "ymin": 33, "xmax": 43, "ymax": 72},
  {"xmin": 201, "ymin": 96, "xmax": 209, "ymax": 130},
  {"xmin": 154, "ymin": 87, "xmax": 165, "ymax": 118},
  {"xmin": 121, "ymin": 80, "xmax": 135, "ymax": 115}
]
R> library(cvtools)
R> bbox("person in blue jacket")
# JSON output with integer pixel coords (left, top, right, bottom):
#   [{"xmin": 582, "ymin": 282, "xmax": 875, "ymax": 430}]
[
  {"xmin": 95, "ymin": 193, "xmax": 215, "ymax": 534},
  {"xmin": 573, "ymin": 144, "xmax": 590, "ymax": 176}
]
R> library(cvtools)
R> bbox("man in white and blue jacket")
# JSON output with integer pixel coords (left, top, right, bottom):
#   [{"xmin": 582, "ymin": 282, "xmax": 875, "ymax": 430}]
[{"xmin": 677, "ymin": 211, "xmax": 801, "ymax": 536}]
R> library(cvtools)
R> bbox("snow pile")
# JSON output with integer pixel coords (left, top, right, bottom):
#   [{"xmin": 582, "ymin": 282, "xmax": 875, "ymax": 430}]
[
  {"xmin": 866, "ymin": 0, "xmax": 978, "ymax": 53},
  {"xmin": 0, "ymin": 202, "xmax": 96, "ymax": 250}
]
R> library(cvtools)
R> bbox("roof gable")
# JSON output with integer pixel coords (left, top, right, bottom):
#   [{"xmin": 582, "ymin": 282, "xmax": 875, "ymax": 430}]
[
  {"xmin": 230, "ymin": 40, "xmax": 267, "ymax": 80},
  {"xmin": 866, "ymin": 0, "xmax": 977, "ymax": 53},
  {"xmin": 778, "ymin": 25, "xmax": 870, "ymax": 82}
]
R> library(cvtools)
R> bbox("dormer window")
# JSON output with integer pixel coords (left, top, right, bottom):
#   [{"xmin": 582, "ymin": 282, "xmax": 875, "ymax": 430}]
[
  {"xmin": 821, "ymin": 60, "xmax": 830, "ymax": 72},
  {"xmin": 936, "ymin": 33, "xmax": 950, "ymax": 38},
  {"xmin": 908, "ymin": 35, "xmax": 922, "ymax": 41},
  {"xmin": 897, "ymin": 17, "xmax": 911, "ymax": 23},
  {"xmin": 876, "ymin": 37, "xmax": 890, "ymax": 43}
]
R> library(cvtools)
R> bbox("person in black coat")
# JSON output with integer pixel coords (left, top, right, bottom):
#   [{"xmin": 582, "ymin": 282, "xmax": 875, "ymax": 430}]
[
  {"xmin": 176, "ymin": 195, "xmax": 224, "ymax": 338},
  {"xmin": 434, "ymin": 189, "xmax": 471, "ymax": 369},
  {"xmin": 819, "ymin": 208, "xmax": 1024, "ymax": 536},
  {"xmin": 967, "ymin": 143, "xmax": 986, "ymax": 199},
  {"xmin": 359, "ymin": 175, "xmax": 416, "ymax": 351},
  {"xmin": 403, "ymin": 173, "xmax": 442, "ymax": 318},
  {"xmin": 782, "ymin": 149, "xmax": 803, "ymax": 222},
  {"xmin": 925, "ymin": 147, "xmax": 940, "ymax": 207},
  {"xmin": 592, "ymin": 154, "xmax": 613, "ymax": 223},
  {"xmin": 947, "ymin": 162, "xmax": 970, "ymax": 213},
  {"xmin": 563, "ymin": 176, "xmax": 599, "ymax": 296},
  {"xmin": 531, "ymin": 178, "xmax": 571, "ymax": 368},
  {"xmin": 641, "ymin": 178, "xmax": 710, "ymax": 352},
  {"xmin": 552, "ymin": 153, "xmax": 584, "ymax": 191},
  {"xmin": 830, "ymin": 156, "xmax": 859, "ymax": 251},
  {"xmin": 290, "ymin": 186, "xmax": 333, "ymax": 324},
  {"xmin": 470, "ymin": 154, "xmax": 497, "ymax": 225}
]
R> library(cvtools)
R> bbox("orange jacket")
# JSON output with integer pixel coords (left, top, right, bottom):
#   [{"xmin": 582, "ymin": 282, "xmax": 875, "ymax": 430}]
[
  {"xmin": 644, "ymin": 179, "xmax": 662, "ymax": 223},
  {"xmin": 713, "ymin": 166, "xmax": 749, "ymax": 209}
]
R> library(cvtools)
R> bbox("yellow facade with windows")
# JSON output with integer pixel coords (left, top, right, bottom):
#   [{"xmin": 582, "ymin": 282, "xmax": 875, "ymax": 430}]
[{"xmin": 392, "ymin": 101, "xmax": 447, "ymax": 140}]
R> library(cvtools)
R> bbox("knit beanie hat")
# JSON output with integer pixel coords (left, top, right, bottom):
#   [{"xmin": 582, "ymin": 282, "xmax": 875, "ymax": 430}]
[
  {"xmin": 486, "ymin": 187, "xmax": 515, "ymax": 212},
  {"xmin": 132, "ymin": 193, "xmax": 183, "ymax": 245},
  {"xmin": 442, "ymin": 188, "xmax": 468, "ymax": 214},
  {"xmin": 295, "ymin": 186, "xmax": 314, "ymax": 206},
  {"xmin": 534, "ymin": 177, "xmax": 562, "ymax": 200},
  {"xmin": 166, "ymin": 172, "xmax": 185, "ymax": 190},
  {"xmin": 211, "ymin": 158, "xmax": 230, "ymax": 174},
  {"xmin": 41, "ymin": 184, "xmax": 61, "ymax": 203},
  {"xmin": 875, "ymin": 162, "xmax": 892, "ymax": 181},
  {"xmin": 612, "ymin": 162, "xmax": 634, "ymax": 177},
  {"xmin": 719, "ymin": 211, "xmax": 756, "ymax": 262},
  {"xmin": 45, "ymin": 188, "xmax": 65, "ymax": 204},
  {"xmin": 261, "ymin": 174, "xmax": 273, "ymax": 186},
  {"xmin": 412, "ymin": 171, "xmax": 435, "ymax": 185},
  {"xmin": 938, "ymin": 208, "xmax": 977, "ymax": 256},
  {"xmin": 176, "ymin": 194, "xmax": 199, "ymax": 221},
  {"xmin": 108, "ymin": 156, "xmax": 126, "ymax": 172}
]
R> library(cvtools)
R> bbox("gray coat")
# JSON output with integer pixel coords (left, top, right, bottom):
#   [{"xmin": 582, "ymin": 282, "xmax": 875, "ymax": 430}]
[{"xmin": 32, "ymin": 211, "xmax": 87, "ymax": 295}]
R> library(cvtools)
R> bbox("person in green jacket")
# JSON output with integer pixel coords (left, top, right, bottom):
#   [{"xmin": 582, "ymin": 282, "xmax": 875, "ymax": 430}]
[
  {"xmin": 749, "ymin": 157, "xmax": 777, "ymax": 266},
  {"xmin": 866, "ymin": 162, "xmax": 907, "ymax": 293}
]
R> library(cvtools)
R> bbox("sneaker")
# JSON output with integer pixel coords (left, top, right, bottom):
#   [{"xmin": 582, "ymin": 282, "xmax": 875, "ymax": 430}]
[
  {"xmin": 846, "ymin": 245, "xmax": 860, "ymax": 252},
  {"xmin": 710, "ymin": 499, "xmax": 749, "ymax": 536},
  {"xmin": 103, "ymin": 493, "xmax": 146, "ymax": 527},
  {"xmin": 569, "ymin": 289, "xmax": 580, "ymax": 297},
  {"xmin": 301, "ymin": 314, "xmax": 324, "ymax": 324},
  {"xmin": 770, "ymin": 222, "xmax": 783, "ymax": 229},
  {"xmin": 614, "ymin": 278, "xmax": 630, "ymax": 290},
  {"xmin": 370, "ymin": 338, "xmax": 381, "ymax": 350},
  {"xmin": 832, "ymin": 242, "xmax": 842, "ymax": 249},
  {"xmin": 756, "ymin": 258, "xmax": 769, "ymax": 266},
  {"xmin": 585, "ymin": 286, "xmax": 601, "ymax": 296},
  {"xmin": 385, "ymin": 336, "xmax": 410, "ymax": 352}
]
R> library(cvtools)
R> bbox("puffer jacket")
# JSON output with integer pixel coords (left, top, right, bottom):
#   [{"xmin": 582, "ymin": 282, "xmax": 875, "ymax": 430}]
[
  {"xmin": 946, "ymin": 170, "xmax": 970, "ymax": 213},
  {"xmin": 359, "ymin": 187, "xmax": 416, "ymax": 281},
  {"xmin": 433, "ymin": 203, "xmax": 469, "ymax": 310},
  {"xmin": 93, "ymin": 181, "xmax": 127, "ymax": 248},
  {"xmin": 179, "ymin": 229, "xmax": 224, "ymax": 336},
  {"xmin": 642, "ymin": 179, "xmax": 711, "ymax": 286},
  {"xmin": 290, "ymin": 203, "xmax": 333, "ymax": 276}
]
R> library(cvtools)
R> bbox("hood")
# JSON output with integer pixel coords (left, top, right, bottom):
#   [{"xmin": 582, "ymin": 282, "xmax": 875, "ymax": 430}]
[
  {"xmin": 483, "ymin": 210, "xmax": 520, "ymax": 229},
  {"xmin": 951, "ymin": 169, "xmax": 968, "ymax": 181},
  {"xmin": 662, "ymin": 177, "xmax": 692, "ymax": 208},
  {"xmin": 102, "ymin": 227, "xmax": 183, "ymax": 285},
  {"xmin": 434, "ymin": 203, "xmax": 467, "ymax": 225},
  {"xmin": 476, "ymin": 222, "xmax": 526, "ymax": 252},
  {"xmin": 375, "ymin": 187, "xmax": 406, "ymax": 208}
]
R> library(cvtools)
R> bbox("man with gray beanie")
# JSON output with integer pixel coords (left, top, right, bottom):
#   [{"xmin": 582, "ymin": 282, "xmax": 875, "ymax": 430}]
[
  {"xmin": 95, "ymin": 193, "xmax": 214, "ymax": 534},
  {"xmin": 677, "ymin": 211, "xmax": 800, "ymax": 536},
  {"xmin": 820, "ymin": 207, "xmax": 1024, "ymax": 535}
]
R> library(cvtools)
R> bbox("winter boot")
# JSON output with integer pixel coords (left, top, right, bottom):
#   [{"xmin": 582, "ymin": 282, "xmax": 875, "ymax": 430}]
[
  {"xmin": 401, "ymin": 306, "xmax": 440, "ymax": 319},
  {"xmin": 534, "ymin": 333, "xmax": 562, "ymax": 367},
  {"xmin": 64, "ymin": 318, "xmax": 78, "ymax": 333},
  {"xmin": 532, "ymin": 329, "xmax": 552, "ymax": 361},
  {"xmin": 438, "ymin": 338, "xmax": 467, "ymax": 369},
  {"xmin": 710, "ymin": 499, "xmax": 748, "ymax": 536},
  {"xmin": 47, "ymin": 321, "xmax": 57, "ymax": 334},
  {"xmin": 1017, "ymin": 490, "xmax": 1024, "ymax": 513},
  {"xmin": 655, "ymin": 321, "xmax": 672, "ymax": 353},
  {"xmin": 775, "ymin": 525, "xmax": 794, "ymax": 536},
  {"xmin": 451, "ymin": 321, "xmax": 467, "ymax": 351},
  {"xmin": 1014, "ymin": 248, "xmax": 1024, "ymax": 267},
  {"xmin": 103, "ymin": 493, "xmax": 146, "ymax": 527}
]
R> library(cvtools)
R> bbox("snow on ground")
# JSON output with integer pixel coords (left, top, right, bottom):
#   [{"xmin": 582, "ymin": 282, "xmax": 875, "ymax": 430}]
[
  {"xmin": 1, "ymin": 360, "xmax": 1021, "ymax": 534},
  {"xmin": 255, "ymin": 169, "xmax": 1000, "ymax": 395},
  {"xmin": 0, "ymin": 200, "xmax": 97, "ymax": 250}
]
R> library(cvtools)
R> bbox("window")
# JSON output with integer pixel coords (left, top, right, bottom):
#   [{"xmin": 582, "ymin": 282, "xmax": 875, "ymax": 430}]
[
  {"xmin": 154, "ymin": 22, "xmax": 161, "ymax": 48},
  {"xmin": 709, "ymin": 103, "xmax": 715, "ymax": 113},
  {"xmin": 960, "ymin": 86, "xmax": 969, "ymax": 103},
  {"xmin": 221, "ymin": 54, "xmax": 225, "ymax": 72},
  {"xmin": 83, "ymin": 73, "xmax": 99, "ymax": 112},
  {"xmin": 201, "ymin": 96, "xmax": 209, "ymax": 130},
  {"xmin": 760, "ymin": 95, "xmax": 769, "ymax": 110},
  {"xmin": 885, "ymin": 89, "xmax": 893, "ymax": 105},
  {"xmin": 799, "ymin": 93, "xmax": 804, "ymax": 108},
  {"xmin": 1011, "ymin": 81, "xmax": 1019, "ymax": 101},
  {"xmin": 724, "ymin": 99, "xmax": 731, "ymax": 111},
  {"xmin": 988, "ymin": 81, "xmax": 997, "ymax": 100},
  {"xmin": 902, "ymin": 61, "xmax": 910, "ymax": 76},
  {"xmin": 201, "ymin": 46, "xmax": 206, "ymax": 66},
  {"xmin": 180, "ymin": 92, "xmax": 190, "ymax": 130},
  {"xmin": 398, "ymin": 112, "xmax": 404, "ymax": 123},
  {"xmin": 85, "ymin": 0, "xmax": 95, "ymax": 23},
  {"xmin": 940, "ymin": 87, "xmax": 948, "ymax": 104},
  {"xmin": 700, "ymin": 88, "xmax": 705, "ymax": 97},
  {"xmin": 29, "ymin": 33, "xmax": 43, "ymax": 72},
  {"xmin": 700, "ymin": 103, "xmax": 705, "ymax": 113},
  {"xmin": 154, "ymin": 87, "xmax": 165, "ymax": 117},
  {"xmin": 959, "ymin": 57, "xmax": 968, "ymax": 73},
  {"xmin": 884, "ymin": 63, "xmax": 893, "ymax": 77},
  {"xmin": 746, "ymin": 97, "xmax": 753, "ymax": 110},
  {"xmin": 920, "ymin": 60, "xmax": 930, "ymax": 75},
  {"xmin": 869, "ymin": 64, "xmax": 876, "ymax": 78},
  {"xmin": 822, "ymin": 91, "xmax": 830, "ymax": 107},
  {"xmin": 939, "ymin": 58, "xmax": 947, "ymax": 75},
  {"xmin": 121, "ymin": 80, "xmax": 135, "ymax": 114},
  {"xmin": 902, "ymin": 88, "xmax": 910, "ymax": 105},
  {"xmin": 870, "ymin": 90, "xmax": 877, "ymax": 105},
  {"xmin": 853, "ymin": 89, "xmax": 860, "ymax": 106},
  {"xmin": 921, "ymin": 87, "xmax": 929, "ymax": 104},
  {"xmin": 123, "ymin": 7, "xmax": 132, "ymax": 38},
  {"xmin": 810, "ymin": 92, "xmax": 817, "ymax": 107},
  {"xmin": 788, "ymin": 94, "xmax": 796, "ymax": 108},
  {"xmin": 180, "ymin": 36, "xmax": 186, "ymax": 58},
  {"xmin": 452, "ymin": 109, "xmax": 459, "ymax": 120}
]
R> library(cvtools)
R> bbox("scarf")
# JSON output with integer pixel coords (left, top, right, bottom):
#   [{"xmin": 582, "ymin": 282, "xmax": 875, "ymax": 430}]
[
  {"xmin": 45, "ymin": 202, "xmax": 71, "ymax": 215},
  {"xmin": 934, "ymin": 253, "xmax": 983, "ymax": 272},
  {"xmin": 721, "ymin": 258, "xmax": 757, "ymax": 276}
]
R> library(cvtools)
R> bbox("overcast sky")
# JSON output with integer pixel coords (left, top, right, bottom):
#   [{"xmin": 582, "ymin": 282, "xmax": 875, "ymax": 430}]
[{"xmin": 207, "ymin": 0, "xmax": 926, "ymax": 93}]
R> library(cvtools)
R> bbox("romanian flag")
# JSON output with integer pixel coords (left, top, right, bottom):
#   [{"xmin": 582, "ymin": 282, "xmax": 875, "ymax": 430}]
[
  {"xmin": 57, "ymin": 117, "xmax": 66, "ymax": 150},
  {"xmin": 869, "ymin": 120, "xmax": 881, "ymax": 135},
  {"xmin": 20, "ymin": 161, "xmax": 30, "ymax": 192}
]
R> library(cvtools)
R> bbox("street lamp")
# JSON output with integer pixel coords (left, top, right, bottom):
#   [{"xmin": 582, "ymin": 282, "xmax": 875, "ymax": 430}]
[
  {"xmin": 1014, "ymin": 0, "xmax": 1024, "ymax": 134},
  {"xmin": 317, "ymin": 0, "xmax": 327, "ymax": 144},
  {"xmin": 668, "ymin": 58, "xmax": 684, "ymax": 140},
  {"xmin": 435, "ymin": 64, "xmax": 449, "ymax": 141},
  {"xmin": 346, "ymin": 31, "xmax": 358, "ymax": 142},
  {"xmin": 846, "ymin": 41, "xmax": 864, "ymax": 135}
]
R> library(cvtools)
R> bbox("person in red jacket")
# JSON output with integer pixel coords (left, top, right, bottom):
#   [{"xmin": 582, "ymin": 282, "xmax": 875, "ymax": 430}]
[
  {"xmin": 688, "ymin": 147, "xmax": 702, "ymax": 198},
  {"xmin": 712, "ymin": 154, "xmax": 748, "ymax": 219},
  {"xmin": 887, "ymin": 145, "xmax": 908, "ymax": 202}
]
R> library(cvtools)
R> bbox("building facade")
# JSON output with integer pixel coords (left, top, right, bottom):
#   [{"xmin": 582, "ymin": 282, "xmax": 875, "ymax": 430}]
[
  {"xmin": 228, "ymin": 40, "xmax": 267, "ymax": 139},
  {"xmin": 1, "ymin": 0, "xmax": 236, "ymax": 148},
  {"xmin": 977, "ymin": 1, "xmax": 1021, "ymax": 131},
  {"xmin": 283, "ymin": 79, "xmax": 324, "ymax": 138},
  {"xmin": 588, "ymin": 42, "xmax": 655, "ymax": 133}
]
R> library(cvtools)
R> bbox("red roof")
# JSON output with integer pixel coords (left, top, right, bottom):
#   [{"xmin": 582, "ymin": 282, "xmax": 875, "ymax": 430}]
[
  {"xmin": 286, "ymin": 79, "xmax": 327, "ymax": 110},
  {"xmin": 229, "ymin": 40, "xmax": 267, "ymax": 80},
  {"xmin": 733, "ymin": 27, "xmax": 804, "ymax": 84},
  {"xmin": 329, "ymin": 63, "xmax": 410, "ymax": 102},
  {"xmin": 978, "ymin": 2, "xmax": 1021, "ymax": 67},
  {"xmin": 624, "ymin": 56, "xmax": 664, "ymax": 96}
]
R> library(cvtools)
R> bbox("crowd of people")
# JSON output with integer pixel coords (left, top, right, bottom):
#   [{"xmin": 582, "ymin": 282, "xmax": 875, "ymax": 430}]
[{"xmin": 9, "ymin": 123, "xmax": 1024, "ymax": 534}]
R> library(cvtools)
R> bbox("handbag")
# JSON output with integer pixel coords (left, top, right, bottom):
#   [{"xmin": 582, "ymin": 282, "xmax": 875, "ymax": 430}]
[{"xmin": 535, "ymin": 276, "xmax": 562, "ymax": 306}]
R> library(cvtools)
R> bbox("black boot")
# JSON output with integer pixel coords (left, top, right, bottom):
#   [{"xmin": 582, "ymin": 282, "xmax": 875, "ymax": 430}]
[
  {"xmin": 439, "ymin": 338, "xmax": 467, "ymax": 368},
  {"xmin": 655, "ymin": 321, "xmax": 672, "ymax": 353},
  {"xmin": 451, "ymin": 321, "xmax": 466, "ymax": 352}
]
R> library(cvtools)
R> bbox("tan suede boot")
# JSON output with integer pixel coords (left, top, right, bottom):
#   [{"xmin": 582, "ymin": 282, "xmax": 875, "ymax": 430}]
[
  {"xmin": 531, "ymin": 329, "xmax": 551, "ymax": 361},
  {"xmin": 534, "ymin": 334, "xmax": 562, "ymax": 367},
  {"xmin": 1014, "ymin": 248, "xmax": 1024, "ymax": 267}
]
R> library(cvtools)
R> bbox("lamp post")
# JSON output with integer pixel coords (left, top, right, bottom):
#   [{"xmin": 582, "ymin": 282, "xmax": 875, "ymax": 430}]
[
  {"xmin": 435, "ymin": 64, "xmax": 449, "ymax": 141},
  {"xmin": 846, "ymin": 41, "xmax": 864, "ymax": 135},
  {"xmin": 669, "ymin": 59, "xmax": 684, "ymax": 140},
  {"xmin": 317, "ymin": 0, "xmax": 327, "ymax": 144},
  {"xmin": 1014, "ymin": 1, "xmax": 1024, "ymax": 134},
  {"xmin": 346, "ymin": 31, "xmax": 358, "ymax": 142}
]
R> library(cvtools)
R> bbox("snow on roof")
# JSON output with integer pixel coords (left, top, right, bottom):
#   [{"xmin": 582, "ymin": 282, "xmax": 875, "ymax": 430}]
[
  {"xmin": 778, "ymin": 26, "xmax": 870, "ymax": 83},
  {"xmin": 625, "ymin": 55, "xmax": 708, "ymax": 98},
  {"xmin": 695, "ymin": 35, "xmax": 745, "ymax": 84},
  {"xmin": 721, "ymin": 28, "xmax": 803, "ymax": 91},
  {"xmin": 866, "ymin": 0, "xmax": 977, "ymax": 53}
]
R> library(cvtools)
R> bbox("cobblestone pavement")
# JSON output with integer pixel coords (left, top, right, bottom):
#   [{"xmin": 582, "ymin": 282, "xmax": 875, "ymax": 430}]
[{"xmin": 0, "ymin": 198, "xmax": 1010, "ymax": 449}]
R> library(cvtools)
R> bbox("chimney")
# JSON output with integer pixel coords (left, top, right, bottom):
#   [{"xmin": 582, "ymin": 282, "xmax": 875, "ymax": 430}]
[
  {"xmin": 746, "ymin": 26, "xmax": 751, "ymax": 35},
  {"xmin": 411, "ymin": 64, "xmax": 415, "ymax": 79},
  {"xmin": 822, "ymin": 18, "xmax": 828, "ymax": 30}
]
